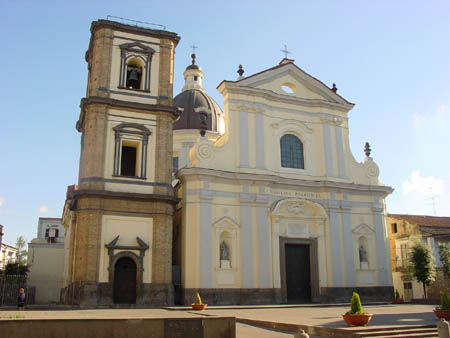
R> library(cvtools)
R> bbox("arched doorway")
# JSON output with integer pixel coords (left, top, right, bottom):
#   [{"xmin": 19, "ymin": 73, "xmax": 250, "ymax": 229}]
[
  {"xmin": 113, "ymin": 257, "xmax": 137, "ymax": 304},
  {"xmin": 270, "ymin": 198, "xmax": 328, "ymax": 303}
]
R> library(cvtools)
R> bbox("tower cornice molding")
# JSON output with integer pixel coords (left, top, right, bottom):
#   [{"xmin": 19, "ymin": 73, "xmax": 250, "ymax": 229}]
[
  {"xmin": 77, "ymin": 96, "xmax": 181, "ymax": 131},
  {"xmin": 91, "ymin": 20, "xmax": 180, "ymax": 45}
]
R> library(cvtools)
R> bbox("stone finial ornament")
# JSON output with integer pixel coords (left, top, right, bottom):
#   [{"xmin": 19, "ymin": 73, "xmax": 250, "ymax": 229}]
[
  {"xmin": 294, "ymin": 329, "xmax": 310, "ymax": 338},
  {"xmin": 331, "ymin": 83, "xmax": 338, "ymax": 93},
  {"xmin": 191, "ymin": 53, "xmax": 196, "ymax": 65},
  {"xmin": 237, "ymin": 64, "xmax": 244, "ymax": 77},
  {"xmin": 364, "ymin": 142, "xmax": 371, "ymax": 157}
]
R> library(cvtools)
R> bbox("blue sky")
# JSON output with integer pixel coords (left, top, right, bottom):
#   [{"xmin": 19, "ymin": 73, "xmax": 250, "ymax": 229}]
[{"xmin": 0, "ymin": 1, "xmax": 449, "ymax": 246}]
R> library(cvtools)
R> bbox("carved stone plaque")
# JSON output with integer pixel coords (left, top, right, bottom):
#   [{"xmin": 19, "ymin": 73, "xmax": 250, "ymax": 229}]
[{"xmin": 288, "ymin": 223, "xmax": 308, "ymax": 238}]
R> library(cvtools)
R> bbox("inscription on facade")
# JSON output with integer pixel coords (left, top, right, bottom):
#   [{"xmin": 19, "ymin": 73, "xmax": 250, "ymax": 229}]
[{"xmin": 270, "ymin": 189, "xmax": 328, "ymax": 200}]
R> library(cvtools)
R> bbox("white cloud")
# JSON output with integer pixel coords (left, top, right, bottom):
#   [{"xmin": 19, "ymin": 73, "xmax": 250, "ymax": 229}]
[
  {"xmin": 413, "ymin": 104, "xmax": 447, "ymax": 128},
  {"xmin": 403, "ymin": 171, "xmax": 445, "ymax": 196},
  {"xmin": 0, "ymin": 197, "xmax": 4, "ymax": 208},
  {"xmin": 39, "ymin": 205, "xmax": 49, "ymax": 213}
]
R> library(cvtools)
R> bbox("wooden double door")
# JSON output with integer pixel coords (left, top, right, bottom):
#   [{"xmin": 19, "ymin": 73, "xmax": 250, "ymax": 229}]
[
  {"xmin": 113, "ymin": 257, "xmax": 137, "ymax": 304},
  {"xmin": 285, "ymin": 244, "xmax": 311, "ymax": 303}
]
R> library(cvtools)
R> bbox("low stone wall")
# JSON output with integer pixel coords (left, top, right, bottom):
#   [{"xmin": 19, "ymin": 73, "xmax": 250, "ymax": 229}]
[
  {"xmin": 320, "ymin": 286, "xmax": 394, "ymax": 303},
  {"xmin": 0, "ymin": 317, "xmax": 236, "ymax": 338},
  {"xmin": 182, "ymin": 288, "xmax": 281, "ymax": 305},
  {"xmin": 61, "ymin": 282, "xmax": 174, "ymax": 307}
]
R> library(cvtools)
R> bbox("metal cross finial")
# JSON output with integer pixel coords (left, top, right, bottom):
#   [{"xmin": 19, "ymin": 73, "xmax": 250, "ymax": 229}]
[
  {"xmin": 191, "ymin": 43, "xmax": 198, "ymax": 54},
  {"xmin": 281, "ymin": 44, "xmax": 292, "ymax": 58}
]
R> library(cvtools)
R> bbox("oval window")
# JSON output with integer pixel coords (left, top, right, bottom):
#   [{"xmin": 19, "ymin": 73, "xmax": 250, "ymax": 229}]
[{"xmin": 281, "ymin": 82, "xmax": 296, "ymax": 94}]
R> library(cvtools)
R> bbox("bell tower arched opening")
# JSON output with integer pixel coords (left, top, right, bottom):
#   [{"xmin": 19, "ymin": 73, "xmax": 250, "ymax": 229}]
[{"xmin": 126, "ymin": 57, "xmax": 144, "ymax": 90}]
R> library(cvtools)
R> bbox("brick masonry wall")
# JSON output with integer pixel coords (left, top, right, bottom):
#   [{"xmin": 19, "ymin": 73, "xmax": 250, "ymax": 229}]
[
  {"xmin": 154, "ymin": 113, "xmax": 174, "ymax": 196},
  {"xmin": 157, "ymin": 38, "xmax": 175, "ymax": 106},
  {"xmin": 87, "ymin": 27, "xmax": 113, "ymax": 98},
  {"xmin": 71, "ymin": 195, "xmax": 175, "ymax": 283},
  {"xmin": 78, "ymin": 104, "xmax": 108, "ymax": 190}
]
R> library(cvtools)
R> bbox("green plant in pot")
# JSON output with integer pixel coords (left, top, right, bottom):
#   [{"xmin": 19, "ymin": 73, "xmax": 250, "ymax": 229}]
[
  {"xmin": 342, "ymin": 292, "xmax": 373, "ymax": 326},
  {"xmin": 434, "ymin": 290, "xmax": 450, "ymax": 320}
]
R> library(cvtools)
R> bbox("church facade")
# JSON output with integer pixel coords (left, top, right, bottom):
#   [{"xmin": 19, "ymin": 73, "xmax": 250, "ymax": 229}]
[
  {"xmin": 61, "ymin": 19, "xmax": 393, "ymax": 306},
  {"xmin": 173, "ymin": 57, "xmax": 394, "ymax": 304}
]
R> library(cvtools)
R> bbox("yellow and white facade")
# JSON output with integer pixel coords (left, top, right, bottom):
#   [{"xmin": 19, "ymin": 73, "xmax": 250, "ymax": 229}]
[{"xmin": 174, "ymin": 59, "xmax": 394, "ymax": 304}]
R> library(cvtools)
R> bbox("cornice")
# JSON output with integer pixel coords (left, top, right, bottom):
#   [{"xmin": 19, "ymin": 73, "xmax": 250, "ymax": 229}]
[
  {"xmin": 77, "ymin": 96, "xmax": 181, "ymax": 131},
  {"xmin": 220, "ymin": 84, "xmax": 353, "ymax": 112},
  {"xmin": 177, "ymin": 167, "xmax": 393, "ymax": 196},
  {"xmin": 71, "ymin": 189, "xmax": 179, "ymax": 207},
  {"xmin": 91, "ymin": 20, "xmax": 180, "ymax": 45}
]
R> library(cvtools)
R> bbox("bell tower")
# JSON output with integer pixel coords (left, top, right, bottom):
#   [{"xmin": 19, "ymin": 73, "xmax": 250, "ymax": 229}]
[{"xmin": 62, "ymin": 19, "xmax": 180, "ymax": 306}]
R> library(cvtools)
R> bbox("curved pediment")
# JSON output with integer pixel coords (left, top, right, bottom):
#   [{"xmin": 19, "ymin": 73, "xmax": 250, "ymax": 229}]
[{"xmin": 270, "ymin": 198, "xmax": 327, "ymax": 219}]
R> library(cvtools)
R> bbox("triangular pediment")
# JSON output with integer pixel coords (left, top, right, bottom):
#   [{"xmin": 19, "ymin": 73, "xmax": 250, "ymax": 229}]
[
  {"xmin": 120, "ymin": 42, "xmax": 155, "ymax": 54},
  {"xmin": 236, "ymin": 60, "xmax": 353, "ymax": 108},
  {"xmin": 212, "ymin": 216, "xmax": 240, "ymax": 229},
  {"xmin": 353, "ymin": 223, "xmax": 375, "ymax": 234}
]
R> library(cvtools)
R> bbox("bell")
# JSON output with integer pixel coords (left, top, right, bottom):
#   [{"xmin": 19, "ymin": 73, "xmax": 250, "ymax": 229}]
[{"xmin": 127, "ymin": 67, "xmax": 141, "ymax": 89}]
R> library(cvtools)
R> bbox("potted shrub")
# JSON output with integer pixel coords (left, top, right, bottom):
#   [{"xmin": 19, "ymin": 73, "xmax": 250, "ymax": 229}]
[
  {"xmin": 434, "ymin": 290, "xmax": 450, "ymax": 320},
  {"xmin": 342, "ymin": 292, "xmax": 373, "ymax": 327},
  {"xmin": 191, "ymin": 292, "xmax": 207, "ymax": 311},
  {"xmin": 392, "ymin": 289, "xmax": 404, "ymax": 304}
]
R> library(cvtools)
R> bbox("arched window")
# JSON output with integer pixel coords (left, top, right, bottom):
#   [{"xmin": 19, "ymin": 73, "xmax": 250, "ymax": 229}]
[
  {"xmin": 118, "ymin": 42, "xmax": 155, "ymax": 92},
  {"xmin": 280, "ymin": 134, "xmax": 304, "ymax": 169},
  {"xmin": 126, "ymin": 58, "xmax": 143, "ymax": 90}
]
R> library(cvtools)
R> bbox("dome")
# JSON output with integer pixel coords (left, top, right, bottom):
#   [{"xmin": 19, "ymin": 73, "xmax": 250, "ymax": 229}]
[
  {"xmin": 173, "ymin": 53, "xmax": 223, "ymax": 133},
  {"xmin": 174, "ymin": 89, "xmax": 223, "ymax": 132}
]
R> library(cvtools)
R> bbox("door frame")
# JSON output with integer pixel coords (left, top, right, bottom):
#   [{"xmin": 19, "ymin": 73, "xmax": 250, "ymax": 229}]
[
  {"xmin": 279, "ymin": 236, "xmax": 319, "ymax": 303},
  {"xmin": 110, "ymin": 251, "xmax": 143, "ymax": 304}
]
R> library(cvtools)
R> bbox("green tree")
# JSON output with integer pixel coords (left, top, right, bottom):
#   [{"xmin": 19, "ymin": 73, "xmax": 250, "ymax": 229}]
[
  {"xmin": 347, "ymin": 292, "xmax": 366, "ymax": 314},
  {"xmin": 2, "ymin": 262, "xmax": 29, "ymax": 276},
  {"xmin": 438, "ymin": 243, "xmax": 450, "ymax": 285},
  {"xmin": 440, "ymin": 290, "xmax": 450, "ymax": 310},
  {"xmin": 15, "ymin": 236, "xmax": 27, "ymax": 266},
  {"xmin": 410, "ymin": 241, "xmax": 436, "ymax": 299}
]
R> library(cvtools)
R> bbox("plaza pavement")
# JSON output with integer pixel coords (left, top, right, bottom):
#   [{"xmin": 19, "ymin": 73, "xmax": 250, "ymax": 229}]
[{"xmin": 0, "ymin": 303, "xmax": 439, "ymax": 337}]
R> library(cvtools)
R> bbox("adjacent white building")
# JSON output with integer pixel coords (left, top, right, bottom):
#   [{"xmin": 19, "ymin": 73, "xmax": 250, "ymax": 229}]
[
  {"xmin": 0, "ymin": 243, "xmax": 17, "ymax": 270},
  {"xmin": 28, "ymin": 217, "xmax": 65, "ymax": 303}
]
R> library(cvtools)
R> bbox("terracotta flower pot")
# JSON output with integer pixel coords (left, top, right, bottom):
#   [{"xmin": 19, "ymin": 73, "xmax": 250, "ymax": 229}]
[
  {"xmin": 392, "ymin": 299, "xmax": 404, "ymax": 304},
  {"xmin": 191, "ymin": 303, "xmax": 207, "ymax": 311},
  {"xmin": 342, "ymin": 313, "xmax": 373, "ymax": 327},
  {"xmin": 434, "ymin": 309, "xmax": 450, "ymax": 320}
]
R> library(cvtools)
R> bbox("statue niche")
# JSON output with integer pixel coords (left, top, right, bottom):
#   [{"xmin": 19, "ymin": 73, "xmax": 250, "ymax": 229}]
[
  {"xmin": 219, "ymin": 234, "xmax": 231, "ymax": 269},
  {"xmin": 358, "ymin": 236, "xmax": 369, "ymax": 269}
]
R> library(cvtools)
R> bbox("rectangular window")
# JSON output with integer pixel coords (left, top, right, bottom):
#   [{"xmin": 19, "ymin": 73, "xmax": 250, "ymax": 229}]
[
  {"xmin": 391, "ymin": 223, "xmax": 398, "ymax": 233},
  {"xmin": 173, "ymin": 156, "xmax": 179, "ymax": 174},
  {"xmin": 400, "ymin": 244, "xmax": 408, "ymax": 268},
  {"xmin": 404, "ymin": 282, "xmax": 412, "ymax": 290},
  {"xmin": 121, "ymin": 146, "xmax": 137, "ymax": 176}
]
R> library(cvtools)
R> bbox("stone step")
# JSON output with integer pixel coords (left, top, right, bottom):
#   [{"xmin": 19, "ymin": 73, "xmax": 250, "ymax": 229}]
[
  {"xmin": 355, "ymin": 326, "xmax": 437, "ymax": 338},
  {"xmin": 359, "ymin": 333, "xmax": 437, "ymax": 338}
]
